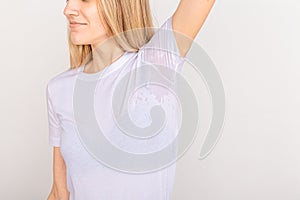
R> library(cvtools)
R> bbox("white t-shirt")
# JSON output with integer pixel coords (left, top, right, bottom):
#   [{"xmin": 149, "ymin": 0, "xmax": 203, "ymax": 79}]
[{"xmin": 46, "ymin": 16, "xmax": 185, "ymax": 200}]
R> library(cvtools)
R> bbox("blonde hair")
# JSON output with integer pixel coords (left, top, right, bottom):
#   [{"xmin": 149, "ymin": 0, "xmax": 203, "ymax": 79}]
[{"xmin": 67, "ymin": 0, "xmax": 155, "ymax": 69}]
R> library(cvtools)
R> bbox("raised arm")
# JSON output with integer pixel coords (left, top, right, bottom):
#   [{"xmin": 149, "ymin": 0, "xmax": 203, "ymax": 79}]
[
  {"xmin": 47, "ymin": 147, "xmax": 70, "ymax": 200},
  {"xmin": 172, "ymin": 0, "xmax": 216, "ymax": 57}
]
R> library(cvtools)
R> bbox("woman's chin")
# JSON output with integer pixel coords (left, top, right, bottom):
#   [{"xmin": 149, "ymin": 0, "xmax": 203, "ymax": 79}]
[{"xmin": 70, "ymin": 37, "xmax": 87, "ymax": 45}]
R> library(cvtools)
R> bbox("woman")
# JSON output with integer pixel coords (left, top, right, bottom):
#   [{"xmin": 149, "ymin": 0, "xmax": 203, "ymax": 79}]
[{"xmin": 46, "ymin": 0, "xmax": 215, "ymax": 199}]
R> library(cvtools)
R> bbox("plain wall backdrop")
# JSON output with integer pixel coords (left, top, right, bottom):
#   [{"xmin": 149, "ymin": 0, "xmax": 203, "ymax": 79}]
[{"xmin": 0, "ymin": 0, "xmax": 299, "ymax": 199}]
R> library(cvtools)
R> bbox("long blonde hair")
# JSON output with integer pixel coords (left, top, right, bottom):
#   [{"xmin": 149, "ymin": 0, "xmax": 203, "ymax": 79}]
[{"xmin": 67, "ymin": 0, "xmax": 155, "ymax": 69}]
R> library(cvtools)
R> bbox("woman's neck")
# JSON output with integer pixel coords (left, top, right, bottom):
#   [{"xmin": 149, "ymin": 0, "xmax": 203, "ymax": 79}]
[{"xmin": 85, "ymin": 38, "xmax": 125, "ymax": 73}]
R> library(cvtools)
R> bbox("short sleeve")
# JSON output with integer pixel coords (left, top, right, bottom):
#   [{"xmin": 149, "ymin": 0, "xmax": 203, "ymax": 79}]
[
  {"xmin": 140, "ymin": 15, "xmax": 186, "ymax": 73},
  {"xmin": 46, "ymin": 83, "xmax": 62, "ymax": 147}
]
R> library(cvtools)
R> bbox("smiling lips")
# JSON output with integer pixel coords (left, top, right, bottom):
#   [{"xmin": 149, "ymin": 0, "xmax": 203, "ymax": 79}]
[{"xmin": 69, "ymin": 22, "xmax": 87, "ymax": 28}]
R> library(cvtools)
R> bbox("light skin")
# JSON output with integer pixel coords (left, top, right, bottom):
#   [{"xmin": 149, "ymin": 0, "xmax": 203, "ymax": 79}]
[
  {"xmin": 63, "ymin": 0, "xmax": 216, "ymax": 73},
  {"xmin": 49, "ymin": 0, "xmax": 216, "ymax": 199},
  {"xmin": 47, "ymin": 147, "xmax": 69, "ymax": 200},
  {"xmin": 63, "ymin": 0, "xmax": 125, "ymax": 74}
]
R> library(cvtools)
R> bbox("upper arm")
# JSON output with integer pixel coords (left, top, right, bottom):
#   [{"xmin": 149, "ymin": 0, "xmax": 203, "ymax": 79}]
[
  {"xmin": 172, "ymin": 0, "xmax": 216, "ymax": 57},
  {"xmin": 46, "ymin": 82, "xmax": 62, "ymax": 147}
]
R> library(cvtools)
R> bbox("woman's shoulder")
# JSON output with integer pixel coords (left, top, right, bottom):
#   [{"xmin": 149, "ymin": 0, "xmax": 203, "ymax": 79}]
[{"xmin": 46, "ymin": 66, "xmax": 81, "ymax": 96}]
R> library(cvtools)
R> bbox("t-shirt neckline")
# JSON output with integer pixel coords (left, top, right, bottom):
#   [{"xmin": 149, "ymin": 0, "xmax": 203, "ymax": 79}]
[{"xmin": 78, "ymin": 51, "xmax": 131, "ymax": 80}]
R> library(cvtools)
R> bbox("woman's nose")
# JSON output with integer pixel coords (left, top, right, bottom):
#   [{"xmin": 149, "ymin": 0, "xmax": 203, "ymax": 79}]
[{"xmin": 63, "ymin": 0, "xmax": 79, "ymax": 17}]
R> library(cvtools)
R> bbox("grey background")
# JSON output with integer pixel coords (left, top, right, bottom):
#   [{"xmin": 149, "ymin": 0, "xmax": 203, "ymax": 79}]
[{"xmin": 0, "ymin": 0, "xmax": 299, "ymax": 199}]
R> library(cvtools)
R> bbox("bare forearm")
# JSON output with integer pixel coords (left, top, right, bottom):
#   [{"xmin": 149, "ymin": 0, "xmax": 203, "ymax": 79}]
[{"xmin": 48, "ymin": 147, "xmax": 70, "ymax": 200}]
